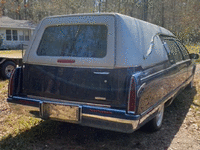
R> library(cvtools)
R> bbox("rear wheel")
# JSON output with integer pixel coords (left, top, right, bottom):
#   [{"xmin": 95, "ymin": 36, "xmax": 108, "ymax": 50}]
[
  {"xmin": 187, "ymin": 79, "xmax": 194, "ymax": 89},
  {"xmin": 142, "ymin": 104, "xmax": 164, "ymax": 132},
  {"xmin": 1, "ymin": 61, "xmax": 16, "ymax": 79}
]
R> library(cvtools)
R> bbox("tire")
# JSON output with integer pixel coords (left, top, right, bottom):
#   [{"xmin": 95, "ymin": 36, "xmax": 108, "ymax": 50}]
[
  {"xmin": 142, "ymin": 104, "xmax": 164, "ymax": 132},
  {"xmin": 1, "ymin": 61, "xmax": 16, "ymax": 79},
  {"xmin": 187, "ymin": 79, "xmax": 194, "ymax": 89}
]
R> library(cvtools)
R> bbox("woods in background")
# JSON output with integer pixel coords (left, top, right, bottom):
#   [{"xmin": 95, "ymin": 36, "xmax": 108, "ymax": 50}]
[{"xmin": 0, "ymin": 0, "xmax": 199, "ymax": 44}]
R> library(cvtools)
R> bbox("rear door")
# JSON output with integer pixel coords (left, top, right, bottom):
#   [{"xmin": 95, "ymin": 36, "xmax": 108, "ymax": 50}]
[
  {"xmin": 174, "ymin": 40, "xmax": 192, "ymax": 80},
  {"xmin": 161, "ymin": 36, "xmax": 188, "ymax": 88}
]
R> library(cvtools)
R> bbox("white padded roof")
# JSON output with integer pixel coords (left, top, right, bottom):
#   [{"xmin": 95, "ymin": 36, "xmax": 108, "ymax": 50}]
[
  {"xmin": 114, "ymin": 13, "xmax": 174, "ymax": 68},
  {"xmin": 24, "ymin": 13, "xmax": 174, "ymax": 68}
]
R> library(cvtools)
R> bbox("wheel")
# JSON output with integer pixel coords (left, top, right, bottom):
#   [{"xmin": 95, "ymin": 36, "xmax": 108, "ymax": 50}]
[
  {"xmin": 187, "ymin": 79, "xmax": 194, "ymax": 89},
  {"xmin": 142, "ymin": 104, "xmax": 164, "ymax": 132},
  {"xmin": 1, "ymin": 61, "xmax": 16, "ymax": 79}
]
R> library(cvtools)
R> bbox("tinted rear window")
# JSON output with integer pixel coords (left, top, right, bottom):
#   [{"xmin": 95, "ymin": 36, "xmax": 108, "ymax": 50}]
[{"xmin": 37, "ymin": 25, "xmax": 107, "ymax": 58}]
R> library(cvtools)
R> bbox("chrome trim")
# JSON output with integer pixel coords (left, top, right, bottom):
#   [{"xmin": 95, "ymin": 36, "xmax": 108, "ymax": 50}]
[
  {"xmin": 137, "ymin": 83, "xmax": 146, "ymax": 97},
  {"xmin": 141, "ymin": 59, "xmax": 191, "ymax": 81},
  {"xmin": 141, "ymin": 66, "xmax": 168, "ymax": 81},
  {"xmin": 127, "ymin": 111, "xmax": 135, "ymax": 115},
  {"xmin": 93, "ymin": 72, "xmax": 110, "ymax": 75},
  {"xmin": 82, "ymin": 114, "xmax": 139, "ymax": 129},
  {"xmin": 27, "ymin": 95, "xmax": 111, "ymax": 108},
  {"xmin": 95, "ymin": 97, "xmax": 106, "ymax": 100}
]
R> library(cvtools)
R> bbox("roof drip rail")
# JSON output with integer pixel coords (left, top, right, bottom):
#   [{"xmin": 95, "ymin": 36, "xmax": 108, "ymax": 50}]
[{"xmin": 143, "ymin": 32, "xmax": 162, "ymax": 60}]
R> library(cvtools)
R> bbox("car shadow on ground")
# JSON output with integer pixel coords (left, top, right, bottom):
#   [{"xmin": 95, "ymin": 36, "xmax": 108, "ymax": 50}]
[{"xmin": 0, "ymin": 87, "xmax": 197, "ymax": 150}]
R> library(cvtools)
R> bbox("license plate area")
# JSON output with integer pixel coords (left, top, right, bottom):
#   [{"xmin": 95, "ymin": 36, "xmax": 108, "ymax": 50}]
[{"xmin": 42, "ymin": 103, "xmax": 80, "ymax": 122}]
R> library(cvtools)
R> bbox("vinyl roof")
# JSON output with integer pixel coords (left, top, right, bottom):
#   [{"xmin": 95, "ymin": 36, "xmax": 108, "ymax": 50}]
[{"xmin": 0, "ymin": 16, "xmax": 36, "ymax": 29}]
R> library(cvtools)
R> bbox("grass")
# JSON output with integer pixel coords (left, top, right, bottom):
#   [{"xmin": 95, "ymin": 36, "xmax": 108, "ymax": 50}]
[
  {"xmin": 1, "ymin": 116, "xmax": 62, "ymax": 150},
  {"xmin": 0, "ymin": 80, "xmax": 9, "ymax": 96},
  {"xmin": 0, "ymin": 105, "xmax": 43, "ymax": 149},
  {"xmin": 0, "ymin": 104, "xmax": 42, "ymax": 137},
  {"xmin": 0, "ymin": 79, "xmax": 43, "ymax": 149},
  {"xmin": 185, "ymin": 45, "xmax": 200, "ymax": 54},
  {"xmin": 0, "ymin": 80, "xmax": 9, "ymax": 90},
  {"xmin": 2, "ymin": 113, "xmax": 41, "ymax": 136}
]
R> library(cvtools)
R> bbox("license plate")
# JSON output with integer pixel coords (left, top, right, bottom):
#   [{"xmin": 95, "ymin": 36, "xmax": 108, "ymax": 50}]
[{"xmin": 42, "ymin": 103, "xmax": 79, "ymax": 122}]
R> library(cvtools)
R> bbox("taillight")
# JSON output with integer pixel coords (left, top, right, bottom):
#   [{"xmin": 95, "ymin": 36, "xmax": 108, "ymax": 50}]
[
  {"xmin": 8, "ymin": 69, "xmax": 16, "ymax": 97},
  {"xmin": 128, "ymin": 76, "xmax": 136, "ymax": 114}
]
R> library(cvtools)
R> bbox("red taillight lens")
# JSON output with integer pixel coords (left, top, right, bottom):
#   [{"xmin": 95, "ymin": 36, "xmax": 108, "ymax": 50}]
[
  {"xmin": 128, "ymin": 76, "xmax": 136, "ymax": 113},
  {"xmin": 8, "ymin": 69, "xmax": 15, "ymax": 97}
]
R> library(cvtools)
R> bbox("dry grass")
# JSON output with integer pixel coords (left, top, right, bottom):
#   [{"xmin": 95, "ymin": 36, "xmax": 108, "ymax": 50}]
[
  {"xmin": 0, "ymin": 79, "xmax": 42, "ymax": 149},
  {"xmin": 186, "ymin": 45, "xmax": 200, "ymax": 54},
  {"xmin": 0, "ymin": 80, "xmax": 8, "ymax": 90}
]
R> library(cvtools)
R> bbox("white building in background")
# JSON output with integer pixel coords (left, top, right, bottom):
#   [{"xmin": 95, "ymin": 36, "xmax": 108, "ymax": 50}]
[{"xmin": 0, "ymin": 16, "xmax": 36, "ymax": 50}]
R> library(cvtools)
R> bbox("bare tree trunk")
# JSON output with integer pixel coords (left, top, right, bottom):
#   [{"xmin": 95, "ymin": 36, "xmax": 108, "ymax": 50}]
[
  {"xmin": 118, "ymin": 0, "xmax": 120, "ymax": 13},
  {"xmin": 24, "ymin": 0, "xmax": 27, "ymax": 19},
  {"xmin": 143, "ymin": 0, "xmax": 148, "ymax": 21},
  {"xmin": 130, "ymin": 2, "xmax": 135, "ymax": 17},
  {"xmin": 172, "ymin": 0, "xmax": 175, "ymax": 31},
  {"xmin": 105, "ymin": 0, "xmax": 107, "ymax": 12},
  {"xmin": 16, "ymin": 0, "xmax": 21, "ymax": 20},
  {"xmin": 161, "ymin": 0, "xmax": 164, "ymax": 27},
  {"xmin": 125, "ymin": 1, "xmax": 128, "ymax": 15}
]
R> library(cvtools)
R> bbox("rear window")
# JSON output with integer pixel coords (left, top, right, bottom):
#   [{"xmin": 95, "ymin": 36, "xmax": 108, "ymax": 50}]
[{"xmin": 37, "ymin": 25, "xmax": 107, "ymax": 58}]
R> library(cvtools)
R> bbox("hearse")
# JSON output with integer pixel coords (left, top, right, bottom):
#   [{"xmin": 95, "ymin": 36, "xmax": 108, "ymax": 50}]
[{"xmin": 7, "ymin": 13, "xmax": 199, "ymax": 133}]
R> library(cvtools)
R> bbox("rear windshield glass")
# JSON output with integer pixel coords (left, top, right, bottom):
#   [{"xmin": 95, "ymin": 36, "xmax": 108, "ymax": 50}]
[{"xmin": 37, "ymin": 25, "xmax": 107, "ymax": 58}]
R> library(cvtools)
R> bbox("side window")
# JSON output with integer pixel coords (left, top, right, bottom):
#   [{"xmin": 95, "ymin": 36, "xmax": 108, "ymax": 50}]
[
  {"xmin": 6, "ymin": 30, "xmax": 18, "ymax": 41},
  {"xmin": 175, "ymin": 40, "xmax": 190, "ymax": 60},
  {"xmin": 19, "ymin": 30, "xmax": 29, "ymax": 41},
  {"xmin": 162, "ymin": 41, "xmax": 175, "ymax": 64},
  {"xmin": 24, "ymin": 30, "xmax": 29, "ymax": 41},
  {"xmin": 12, "ymin": 30, "xmax": 18, "ymax": 41},
  {"xmin": 6, "ymin": 30, "xmax": 11, "ymax": 41},
  {"xmin": 164, "ymin": 39, "xmax": 184, "ymax": 63}
]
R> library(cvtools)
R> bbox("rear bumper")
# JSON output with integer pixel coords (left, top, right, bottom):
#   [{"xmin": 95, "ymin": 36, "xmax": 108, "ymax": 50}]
[{"xmin": 7, "ymin": 96, "xmax": 140, "ymax": 133}]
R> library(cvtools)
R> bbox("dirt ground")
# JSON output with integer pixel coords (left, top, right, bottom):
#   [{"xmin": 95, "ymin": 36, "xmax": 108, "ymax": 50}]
[{"xmin": 0, "ymin": 65, "xmax": 200, "ymax": 150}]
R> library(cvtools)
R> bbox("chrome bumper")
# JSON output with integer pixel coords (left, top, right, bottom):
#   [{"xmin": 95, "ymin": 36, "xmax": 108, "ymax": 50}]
[
  {"xmin": 81, "ymin": 114, "xmax": 139, "ymax": 133},
  {"xmin": 7, "ymin": 96, "xmax": 140, "ymax": 133}
]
